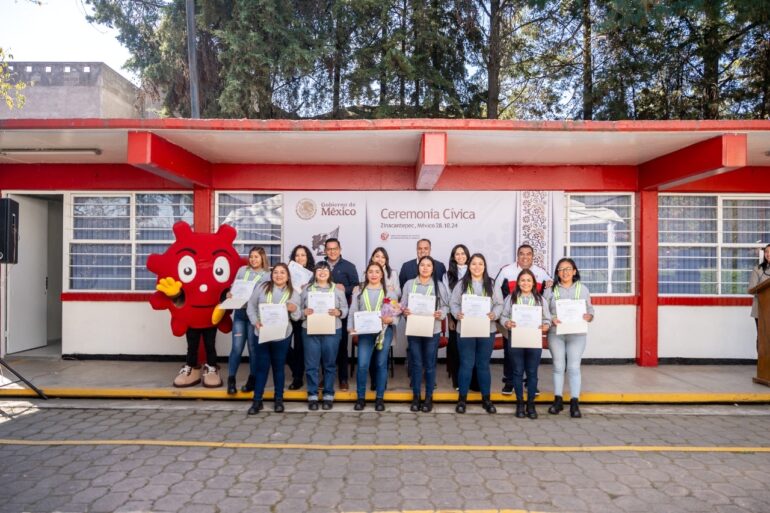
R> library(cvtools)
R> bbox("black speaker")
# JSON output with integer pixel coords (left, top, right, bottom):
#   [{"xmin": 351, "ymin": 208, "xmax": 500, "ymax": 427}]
[{"xmin": 0, "ymin": 198, "xmax": 19, "ymax": 264}]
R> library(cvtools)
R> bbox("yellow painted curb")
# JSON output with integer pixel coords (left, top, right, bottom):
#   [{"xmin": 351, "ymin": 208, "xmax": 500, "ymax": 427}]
[
  {"xmin": 1, "ymin": 438, "xmax": 769, "ymax": 453},
  {"xmin": 1, "ymin": 387, "xmax": 770, "ymax": 403}
]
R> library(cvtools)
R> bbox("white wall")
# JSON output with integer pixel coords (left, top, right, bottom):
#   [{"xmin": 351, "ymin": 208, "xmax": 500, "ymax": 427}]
[
  {"xmin": 63, "ymin": 302, "xmax": 234, "ymax": 356},
  {"xmin": 63, "ymin": 302, "xmax": 637, "ymax": 359},
  {"xmin": 659, "ymin": 306, "xmax": 756, "ymax": 359}
]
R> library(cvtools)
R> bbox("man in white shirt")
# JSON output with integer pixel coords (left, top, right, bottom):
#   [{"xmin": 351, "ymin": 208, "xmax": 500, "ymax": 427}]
[{"xmin": 494, "ymin": 244, "xmax": 553, "ymax": 395}]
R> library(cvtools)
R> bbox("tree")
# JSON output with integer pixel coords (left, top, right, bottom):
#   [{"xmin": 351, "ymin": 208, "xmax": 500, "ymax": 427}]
[{"xmin": 0, "ymin": 48, "xmax": 26, "ymax": 110}]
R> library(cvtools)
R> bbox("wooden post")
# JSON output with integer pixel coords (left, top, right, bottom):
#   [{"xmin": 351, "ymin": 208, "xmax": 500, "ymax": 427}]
[{"xmin": 750, "ymin": 279, "xmax": 770, "ymax": 386}]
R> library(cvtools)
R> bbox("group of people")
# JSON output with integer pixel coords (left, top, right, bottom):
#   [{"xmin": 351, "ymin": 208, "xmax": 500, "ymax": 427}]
[{"xmin": 190, "ymin": 238, "xmax": 596, "ymax": 418}]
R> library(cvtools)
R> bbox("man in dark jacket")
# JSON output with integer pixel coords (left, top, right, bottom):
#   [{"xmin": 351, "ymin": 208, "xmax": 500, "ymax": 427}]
[
  {"xmin": 324, "ymin": 238, "xmax": 359, "ymax": 390},
  {"xmin": 398, "ymin": 238, "xmax": 447, "ymax": 289}
]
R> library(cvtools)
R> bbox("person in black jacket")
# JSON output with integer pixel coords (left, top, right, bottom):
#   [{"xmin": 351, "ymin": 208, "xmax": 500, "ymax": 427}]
[
  {"xmin": 399, "ymin": 239, "xmax": 447, "ymax": 289},
  {"xmin": 324, "ymin": 238, "xmax": 359, "ymax": 390}
]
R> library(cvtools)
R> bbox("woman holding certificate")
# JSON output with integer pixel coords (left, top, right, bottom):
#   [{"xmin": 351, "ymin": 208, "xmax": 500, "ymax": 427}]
[
  {"xmin": 287, "ymin": 245, "xmax": 315, "ymax": 391},
  {"xmin": 245, "ymin": 263, "xmax": 302, "ymax": 415},
  {"xmin": 500, "ymin": 269, "xmax": 551, "ymax": 419},
  {"xmin": 449, "ymin": 253, "xmax": 504, "ymax": 414},
  {"xmin": 348, "ymin": 262, "xmax": 400, "ymax": 411},
  {"xmin": 444, "ymin": 244, "xmax": 469, "ymax": 390},
  {"xmin": 226, "ymin": 246, "xmax": 270, "ymax": 395},
  {"xmin": 546, "ymin": 258, "xmax": 594, "ymax": 418},
  {"xmin": 301, "ymin": 261, "xmax": 348, "ymax": 410},
  {"xmin": 401, "ymin": 256, "xmax": 449, "ymax": 412}
]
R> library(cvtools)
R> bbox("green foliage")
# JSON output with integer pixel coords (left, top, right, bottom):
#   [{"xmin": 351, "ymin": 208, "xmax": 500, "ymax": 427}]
[
  {"xmin": 0, "ymin": 48, "xmax": 26, "ymax": 110},
  {"xmin": 85, "ymin": 0, "xmax": 770, "ymax": 119}
]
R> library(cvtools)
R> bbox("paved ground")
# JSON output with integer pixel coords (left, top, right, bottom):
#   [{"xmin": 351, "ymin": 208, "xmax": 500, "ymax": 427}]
[{"xmin": 1, "ymin": 400, "xmax": 769, "ymax": 513}]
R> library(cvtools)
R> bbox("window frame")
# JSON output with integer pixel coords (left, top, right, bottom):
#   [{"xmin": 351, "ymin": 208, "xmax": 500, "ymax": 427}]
[
  {"xmin": 64, "ymin": 191, "xmax": 194, "ymax": 292},
  {"xmin": 563, "ymin": 192, "xmax": 635, "ymax": 296},
  {"xmin": 658, "ymin": 193, "xmax": 770, "ymax": 297},
  {"xmin": 214, "ymin": 191, "xmax": 285, "ymax": 265}
]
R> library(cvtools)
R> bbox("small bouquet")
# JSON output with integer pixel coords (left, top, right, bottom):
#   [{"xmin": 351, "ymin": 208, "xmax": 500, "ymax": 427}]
[{"xmin": 376, "ymin": 298, "xmax": 400, "ymax": 350}]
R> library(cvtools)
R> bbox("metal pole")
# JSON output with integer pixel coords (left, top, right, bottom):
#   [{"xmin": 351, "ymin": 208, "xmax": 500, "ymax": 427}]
[{"xmin": 185, "ymin": 0, "xmax": 200, "ymax": 119}]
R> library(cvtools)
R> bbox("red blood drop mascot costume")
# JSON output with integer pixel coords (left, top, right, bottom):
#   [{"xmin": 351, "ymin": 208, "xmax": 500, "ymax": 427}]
[{"xmin": 147, "ymin": 222, "xmax": 243, "ymax": 388}]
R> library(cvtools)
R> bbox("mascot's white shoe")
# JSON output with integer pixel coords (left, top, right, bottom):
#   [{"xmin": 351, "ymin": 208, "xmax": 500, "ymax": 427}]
[
  {"xmin": 202, "ymin": 364, "xmax": 223, "ymax": 388},
  {"xmin": 173, "ymin": 365, "xmax": 201, "ymax": 387}
]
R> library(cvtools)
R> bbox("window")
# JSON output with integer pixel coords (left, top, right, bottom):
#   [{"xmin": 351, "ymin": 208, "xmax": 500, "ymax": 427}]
[
  {"xmin": 216, "ymin": 193, "xmax": 283, "ymax": 265},
  {"xmin": 565, "ymin": 194, "xmax": 633, "ymax": 294},
  {"xmin": 659, "ymin": 195, "xmax": 770, "ymax": 295},
  {"xmin": 68, "ymin": 193, "xmax": 193, "ymax": 291},
  {"xmin": 83, "ymin": 66, "xmax": 90, "ymax": 73},
  {"xmin": 64, "ymin": 66, "xmax": 71, "ymax": 73}
]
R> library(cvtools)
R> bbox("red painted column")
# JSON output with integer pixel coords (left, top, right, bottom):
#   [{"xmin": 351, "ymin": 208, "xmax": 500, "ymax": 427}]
[
  {"xmin": 193, "ymin": 186, "xmax": 213, "ymax": 232},
  {"xmin": 637, "ymin": 190, "xmax": 658, "ymax": 366}
]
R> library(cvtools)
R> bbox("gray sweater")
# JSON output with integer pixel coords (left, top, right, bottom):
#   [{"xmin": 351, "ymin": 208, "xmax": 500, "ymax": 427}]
[
  {"xmin": 449, "ymin": 279, "xmax": 504, "ymax": 334},
  {"xmin": 246, "ymin": 284, "xmax": 302, "ymax": 339},
  {"xmin": 300, "ymin": 283, "xmax": 349, "ymax": 330},
  {"xmin": 545, "ymin": 281, "xmax": 595, "ymax": 331},
  {"xmin": 348, "ymin": 286, "xmax": 400, "ymax": 331},
  {"xmin": 499, "ymin": 293, "xmax": 552, "ymax": 339},
  {"xmin": 401, "ymin": 278, "xmax": 450, "ymax": 334}
]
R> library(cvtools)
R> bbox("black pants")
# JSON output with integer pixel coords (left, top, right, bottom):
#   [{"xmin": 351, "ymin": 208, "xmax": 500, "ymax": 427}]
[
  {"xmin": 287, "ymin": 319, "xmax": 305, "ymax": 384},
  {"xmin": 185, "ymin": 327, "xmax": 217, "ymax": 367},
  {"xmin": 337, "ymin": 317, "xmax": 349, "ymax": 383}
]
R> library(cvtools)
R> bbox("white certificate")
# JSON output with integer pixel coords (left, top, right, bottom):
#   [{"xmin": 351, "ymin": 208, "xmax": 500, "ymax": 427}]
[
  {"xmin": 461, "ymin": 294, "xmax": 491, "ymax": 318},
  {"xmin": 354, "ymin": 311, "xmax": 382, "ymax": 335},
  {"xmin": 406, "ymin": 314, "xmax": 434, "ymax": 338},
  {"xmin": 510, "ymin": 327, "xmax": 542, "ymax": 348},
  {"xmin": 555, "ymin": 299, "xmax": 588, "ymax": 335},
  {"xmin": 258, "ymin": 303, "xmax": 289, "ymax": 343},
  {"xmin": 307, "ymin": 291, "xmax": 335, "ymax": 313},
  {"xmin": 511, "ymin": 304, "xmax": 541, "ymax": 329},
  {"xmin": 307, "ymin": 313, "xmax": 336, "ymax": 335},
  {"xmin": 460, "ymin": 316, "xmax": 490, "ymax": 338},
  {"xmin": 408, "ymin": 293, "xmax": 436, "ymax": 316},
  {"xmin": 219, "ymin": 280, "xmax": 259, "ymax": 309},
  {"xmin": 288, "ymin": 260, "xmax": 313, "ymax": 288},
  {"xmin": 307, "ymin": 291, "xmax": 336, "ymax": 335}
]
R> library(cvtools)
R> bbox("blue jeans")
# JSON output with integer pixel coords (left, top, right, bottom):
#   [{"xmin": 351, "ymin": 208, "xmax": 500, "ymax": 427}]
[
  {"xmin": 510, "ymin": 346, "xmax": 542, "ymax": 401},
  {"xmin": 228, "ymin": 309, "xmax": 257, "ymax": 378},
  {"xmin": 502, "ymin": 336, "xmax": 513, "ymax": 385},
  {"xmin": 548, "ymin": 332, "xmax": 587, "ymax": 398},
  {"xmin": 408, "ymin": 333, "xmax": 440, "ymax": 399},
  {"xmin": 356, "ymin": 327, "xmax": 394, "ymax": 400},
  {"xmin": 458, "ymin": 334, "xmax": 495, "ymax": 397},
  {"xmin": 304, "ymin": 328, "xmax": 341, "ymax": 401},
  {"xmin": 252, "ymin": 334, "xmax": 291, "ymax": 402}
]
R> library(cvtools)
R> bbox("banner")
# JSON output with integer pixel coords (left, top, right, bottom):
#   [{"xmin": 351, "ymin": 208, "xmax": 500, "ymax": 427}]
[
  {"xmin": 365, "ymin": 191, "xmax": 515, "ymax": 281},
  {"xmin": 283, "ymin": 193, "xmax": 367, "ymax": 277}
]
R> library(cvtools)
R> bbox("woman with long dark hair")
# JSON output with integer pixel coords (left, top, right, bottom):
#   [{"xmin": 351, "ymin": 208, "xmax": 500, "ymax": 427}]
[
  {"xmin": 546, "ymin": 257, "xmax": 594, "ymax": 418},
  {"xmin": 348, "ymin": 262, "xmax": 400, "ymax": 411},
  {"xmin": 449, "ymin": 253, "xmax": 504, "ymax": 414},
  {"xmin": 500, "ymin": 269, "xmax": 550, "ymax": 419},
  {"xmin": 402, "ymin": 256, "xmax": 449, "ymax": 412},
  {"xmin": 287, "ymin": 245, "xmax": 315, "ymax": 390},
  {"xmin": 443, "ymin": 244, "xmax": 469, "ymax": 389},
  {"xmin": 226, "ymin": 246, "xmax": 269, "ymax": 394},
  {"xmin": 749, "ymin": 244, "xmax": 770, "ymax": 352},
  {"xmin": 245, "ymin": 263, "xmax": 301, "ymax": 415}
]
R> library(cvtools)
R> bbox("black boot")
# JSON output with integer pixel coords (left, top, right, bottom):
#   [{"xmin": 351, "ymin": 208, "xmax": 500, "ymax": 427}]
[
  {"xmin": 354, "ymin": 398, "xmax": 366, "ymax": 411},
  {"xmin": 240, "ymin": 375, "xmax": 256, "ymax": 393},
  {"xmin": 548, "ymin": 395, "xmax": 564, "ymax": 415},
  {"xmin": 421, "ymin": 398, "xmax": 433, "ymax": 413},
  {"xmin": 455, "ymin": 395, "xmax": 467, "ymax": 414},
  {"xmin": 481, "ymin": 395, "xmax": 497, "ymax": 414},
  {"xmin": 375, "ymin": 398, "xmax": 385, "ymax": 412},
  {"xmin": 515, "ymin": 400, "xmax": 526, "ymax": 418},
  {"xmin": 570, "ymin": 397, "xmax": 582, "ymax": 418},
  {"xmin": 247, "ymin": 400, "xmax": 263, "ymax": 415},
  {"xmin": 526, "ymin": 399, "xmax": 538, "ymax": 419},
  {"xmin": 410, "ymin": 397, "xmax": 421, "ymax": 412},
  {"xmin": 227, "ymin": 376, "xmax": 237, "ymax": 395},
  {"xmin": 274, "ymin": 400, "xmax": 285, "ymax": 413}
]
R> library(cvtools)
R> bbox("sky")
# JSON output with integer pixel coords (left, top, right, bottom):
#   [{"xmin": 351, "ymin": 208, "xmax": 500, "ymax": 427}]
[{"xmin": 0, "ymin": 0, "xmax": 137, "ymax": 84}]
